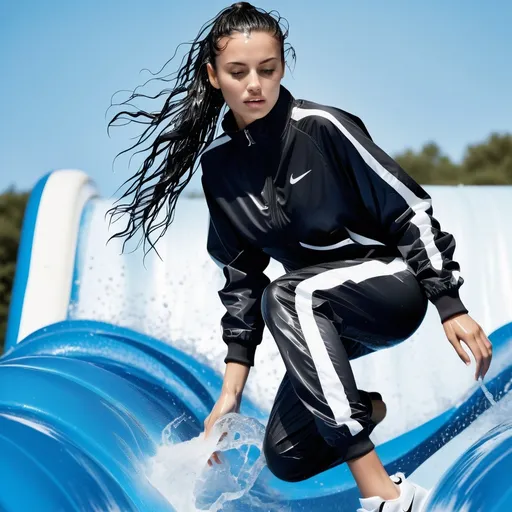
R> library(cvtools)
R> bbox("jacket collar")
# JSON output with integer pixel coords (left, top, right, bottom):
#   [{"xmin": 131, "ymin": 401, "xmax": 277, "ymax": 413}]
[{"xmin": 221, "ymin": 85, "xmax": 295, "ymax": 147}]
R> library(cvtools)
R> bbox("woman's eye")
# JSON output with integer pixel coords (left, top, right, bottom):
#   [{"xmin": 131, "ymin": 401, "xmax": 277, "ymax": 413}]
[{"xmin": 230, "ymin": 69, "xmax": 275, "ymax": 78}]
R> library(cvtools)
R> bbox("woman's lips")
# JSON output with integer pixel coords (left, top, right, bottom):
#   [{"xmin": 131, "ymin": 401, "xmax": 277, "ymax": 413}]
[{"xmin": 244, "ymin": 99, "xmax": 266, "ymax": 108}]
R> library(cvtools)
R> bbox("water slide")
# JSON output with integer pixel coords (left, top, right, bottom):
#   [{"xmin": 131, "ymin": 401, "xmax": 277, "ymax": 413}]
[{"xmin": 2, "ymin": 169, "xmax": 511, "ymax": 511}]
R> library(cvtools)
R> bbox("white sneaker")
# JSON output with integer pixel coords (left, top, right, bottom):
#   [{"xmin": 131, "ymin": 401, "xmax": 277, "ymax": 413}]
[{"xmin": 357, "ymin": 472, "xmax": 430, "ymax": 512}]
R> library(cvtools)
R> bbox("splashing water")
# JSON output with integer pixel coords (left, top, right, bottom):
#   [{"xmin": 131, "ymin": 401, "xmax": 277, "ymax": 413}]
[
  {"xmin": 146, "ymin": 413, "xmax": 275, "ymax": 512},
  {"xmin": 478, "ymin": 377, "xmax": 497, "ymax": 406}
]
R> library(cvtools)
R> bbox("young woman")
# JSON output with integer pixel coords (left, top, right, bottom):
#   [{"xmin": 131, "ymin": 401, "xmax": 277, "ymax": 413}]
[{"xmin": 108, "ymin": 3, "xmax": 493, "ymax": 511}]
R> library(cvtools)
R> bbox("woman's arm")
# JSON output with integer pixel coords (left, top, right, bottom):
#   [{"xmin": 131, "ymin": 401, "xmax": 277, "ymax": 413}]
[
  {"xmin": 221, "ymin": 361, "xmax": 251, "ymax": 398},
  {"xmin": 313, "ymin": 110, "xmax": 468, "ymax": 322},
  {"xmin": 202, "ymin": 178, "xmax": 271, "ymax": 367},
  {"xmin": 308, "ymin": 110, "xmax": 491, "ymax": 379},
  {"xmin": 203, "ymin": 361, "xmax": 251, "ymax": 465}
]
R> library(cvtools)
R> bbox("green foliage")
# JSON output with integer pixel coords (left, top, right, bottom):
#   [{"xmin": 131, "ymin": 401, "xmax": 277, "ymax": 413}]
[
  {"xmin": 394, "ymin": 142, "xmax": 462, "ymax": 185},
  {"xmin": 0, "ymin": 189, "xmax": 29, "ymax": 353},
  {"xmin": 462, "ymin": 133, "xmax": 512, "ymax": 184},
  {"xmin": 395, "ymin": 132, "xmax": 512, "ymax": 185}
]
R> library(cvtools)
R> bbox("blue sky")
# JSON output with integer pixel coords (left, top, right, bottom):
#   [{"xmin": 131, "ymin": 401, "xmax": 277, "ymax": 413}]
[{"xmin": 1, "ymin": 1, "xmax": 511, "ymax": 197}]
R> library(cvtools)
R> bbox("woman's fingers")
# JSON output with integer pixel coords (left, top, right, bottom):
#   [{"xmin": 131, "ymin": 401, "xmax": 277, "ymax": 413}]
[
  {"xmin": 468, "ymin": 329, "xmax": 495, "ymax": 380},
  {"xmin": 482, "ymin": 333, "xmax": 493, "ymax": 352},
  {"xmin": 471, "ymin": 337, "xmax": 484, "ymax": 380},
  {"xmin": 207, "ymin": 451, "xmax": 222, "ymax": 466},
  {"xmin": 477, "ymin": 332, "xmax": 493, "ymax": 379},
  {"xmin": 461, "ymin": 334, "xmax": 483, "ymax": 380},
  {"xmin": 206, "ymin": 431, "xmax": 228, "ymax": 467},
  {"xmin": 444, "ymin": 316, "xmax": 493, "ymax": 381}
]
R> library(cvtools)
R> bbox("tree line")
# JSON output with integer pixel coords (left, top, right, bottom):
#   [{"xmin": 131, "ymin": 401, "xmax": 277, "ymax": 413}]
[
  {"xmin": 1, "ymin": 132, "xmax": 511, "ymax": 352},
  {"xmin": 0, "ymin": 189, "xmax": 30, "ymax": 353}
]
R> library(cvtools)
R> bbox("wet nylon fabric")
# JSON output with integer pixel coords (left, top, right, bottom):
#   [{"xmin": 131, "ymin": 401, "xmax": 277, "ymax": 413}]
[{"xmin": 262, "ymin": 257, "xmax": 428, "ymax": 481}]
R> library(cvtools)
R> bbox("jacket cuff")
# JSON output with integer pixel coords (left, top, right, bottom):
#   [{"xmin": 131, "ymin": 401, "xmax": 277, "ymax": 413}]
[
  {"xmin": 430, "ymin": 289, "xmax": 468, "ymax": 322},
  {"xmin": 224, "ymin": 342, "xmax": 257, "ymax": 367}
]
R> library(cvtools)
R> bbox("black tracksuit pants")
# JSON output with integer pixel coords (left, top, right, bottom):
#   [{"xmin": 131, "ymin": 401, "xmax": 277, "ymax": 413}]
[{"xmin": 261, "ymin": 256, "xmax": 428, "ymax": 482}]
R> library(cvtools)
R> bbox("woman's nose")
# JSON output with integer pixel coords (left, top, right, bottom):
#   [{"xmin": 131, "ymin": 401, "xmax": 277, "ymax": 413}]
[{"xmin": 247, "ymin": 71, "xmax": 262, "ymax": 93}]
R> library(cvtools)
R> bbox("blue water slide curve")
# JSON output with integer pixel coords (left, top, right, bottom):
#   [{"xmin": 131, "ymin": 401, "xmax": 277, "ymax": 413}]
[{"xmin": 0, "ymin": 319, "xmax": 510, "ymax": 511}]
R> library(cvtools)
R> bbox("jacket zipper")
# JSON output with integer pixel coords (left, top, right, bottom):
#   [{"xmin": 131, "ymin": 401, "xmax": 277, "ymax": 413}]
[
  {"xmin": 244, "ymin": 129, "xmax": 255, "ymax": 146},
  {"xmin": 264, "ymin": 176, "xmax": 281, "ymax": 230},
  {"xmin": 244, "ymin": 128, "xmax": 281, "ymax": 230}
]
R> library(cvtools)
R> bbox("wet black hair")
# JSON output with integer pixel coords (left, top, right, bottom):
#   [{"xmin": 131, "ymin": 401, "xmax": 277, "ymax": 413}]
[{"xmin": 106, "ymin": 2, "xmax": 296, "ymax": 256}]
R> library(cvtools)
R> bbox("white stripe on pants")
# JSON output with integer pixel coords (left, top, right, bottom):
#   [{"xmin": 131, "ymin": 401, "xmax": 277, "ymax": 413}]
[{"xmin": 294, "ymin": 257, "xmax": 408, "ymax": 435}]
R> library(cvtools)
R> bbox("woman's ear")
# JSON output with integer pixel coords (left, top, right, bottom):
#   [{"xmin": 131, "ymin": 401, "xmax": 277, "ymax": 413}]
[{"xmin": 206, "ymin": 63, "xmax": 220, "ymax": 90}]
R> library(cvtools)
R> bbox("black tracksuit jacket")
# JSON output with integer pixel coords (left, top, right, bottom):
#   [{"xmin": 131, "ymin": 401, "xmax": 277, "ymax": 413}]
[{"xmin": 200, "ymin": 85, "xmax": 468, "ymax": 367}]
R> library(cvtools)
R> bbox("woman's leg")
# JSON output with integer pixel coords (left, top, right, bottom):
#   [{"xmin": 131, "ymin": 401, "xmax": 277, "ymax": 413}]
[
  {"xmin": 261, "ymin": 257, "xmax": 428, "ymax": 496},
  {"xmin": 263, "ymin": 368, "xmax": 379, "ymax": 483}
]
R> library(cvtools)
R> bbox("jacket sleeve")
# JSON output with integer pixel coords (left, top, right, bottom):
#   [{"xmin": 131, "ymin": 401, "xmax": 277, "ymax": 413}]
[
  {"xmin": 320, "ymin": 110, "xmax": 468, "ymax": 322},
  {"xmin": 202, "ymin": 183, "xmax": 271, "ymax": 367}
]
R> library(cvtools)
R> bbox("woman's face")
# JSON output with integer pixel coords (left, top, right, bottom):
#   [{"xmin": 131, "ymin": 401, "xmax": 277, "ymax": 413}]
[{"xmin": 207, "ymin": 30, "xmax": 285, "ymax": 130}]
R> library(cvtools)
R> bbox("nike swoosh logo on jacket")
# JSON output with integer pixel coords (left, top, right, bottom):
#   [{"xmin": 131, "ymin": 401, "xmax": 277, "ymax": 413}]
[
  {"xmin": 200, "ymin": 85, "xmax": 467, "ymax": 366},
  {"xmin": 290, "ymin": 169, "xmax": 312, "ymax": 184}
]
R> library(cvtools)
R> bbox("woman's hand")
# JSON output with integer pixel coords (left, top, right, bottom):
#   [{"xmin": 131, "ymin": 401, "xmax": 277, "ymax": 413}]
[
  {"xmin": 442, "ymin": 313, "xmax": 493, "ymax": 380},
  {"xmin": 203, "ymin": 390, "xmax": 241, "ymax": 466}
]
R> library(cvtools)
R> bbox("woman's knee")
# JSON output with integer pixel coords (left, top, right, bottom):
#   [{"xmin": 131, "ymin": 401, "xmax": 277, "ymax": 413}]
[
  {"xmin": 262, "ymin": 432, "xmax": 311, "ymax": 483},
  {"xmin": 261, "ymin": 277, "xmax": 289, "ymax": 325},
  {"xmin": 359, "ymin": 270, "xmax": 428, "ymax": 345},
  {"xmin": 392, "ymin": 277, "xmax": 429, "ymax": 340}
]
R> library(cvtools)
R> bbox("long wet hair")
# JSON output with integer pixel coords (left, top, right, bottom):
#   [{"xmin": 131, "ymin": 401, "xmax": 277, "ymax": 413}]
[{"xmin": 106, "ymin": 2, "xmax": 296, "ymax": 257}]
